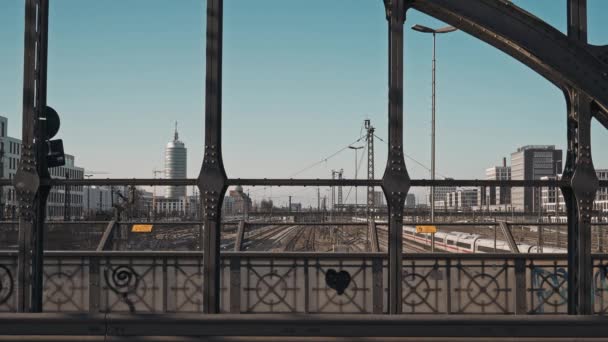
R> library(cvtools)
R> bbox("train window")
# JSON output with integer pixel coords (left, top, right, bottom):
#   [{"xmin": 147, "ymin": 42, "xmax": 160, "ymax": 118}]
[
  {"xmin": 434, "ymin": 237, "xmax": 444, "ymax": 243},
  {"xmin": 457, "ymin": 242, "xmax": 471, "ymax": 248},
  {"xmin": 447, "ymin": 239, "xmax": 455, "ymax": 245}
]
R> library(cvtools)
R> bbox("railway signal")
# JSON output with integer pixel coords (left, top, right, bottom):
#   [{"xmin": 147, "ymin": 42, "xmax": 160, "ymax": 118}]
[{"xmin": 44, "ymin": 106, "xmax": 65, "ymax": 167}]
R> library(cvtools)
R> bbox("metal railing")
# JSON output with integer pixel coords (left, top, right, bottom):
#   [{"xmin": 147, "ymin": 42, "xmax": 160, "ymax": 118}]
[{"xmin": 3, "ymin": 250, "xmax": 608, "ymax": 315}]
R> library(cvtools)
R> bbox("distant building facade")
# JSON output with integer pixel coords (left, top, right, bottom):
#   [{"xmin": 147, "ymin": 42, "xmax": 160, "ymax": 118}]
[
  {"xmin": 222, "ymin": 186, "xmax": 252, "ymax": 217},
  {"xmin": 478, "ymin": 158, "xmax": 512, "ymax": 211},
  {"xmin": 405, "ymin": 194, "xmax": 416, "ymax": 208},
  {"xmin": 83, "ymin": 186, "xmax": 120, "ymax": 214},
  {"xmin": 511, "ymin": 145, "xmax": 562, "ymax": 212},
  {"xmin": 165, "ymin": 124, "xmax": 187, "ymax": 199},
  {"xmin": 289, "ymin": 203, "xmax": 303, "ymax": 212},
  {"xmin": 447, "ymin": 189, "xmax": 478, "ymax": 210},
  {"xmin": 541, "ymin": 171, "xmax": 608, "ymax": 214},
  {"xmin": 428, "ymin": 178, "xmax": 456, "ymax": 208},
  {"xmin": 0, "ymin": 115, "xmax": 84, "ymax": 220},
  {"xmin": 373, "ymin": 191, "xmax": 386, "ymax": 207}
]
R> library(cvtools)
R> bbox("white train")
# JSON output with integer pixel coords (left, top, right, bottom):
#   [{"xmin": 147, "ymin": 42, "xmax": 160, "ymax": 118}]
[{"xmin": 403, "ymin": 226, "xmax": 566, "ymax": 253}]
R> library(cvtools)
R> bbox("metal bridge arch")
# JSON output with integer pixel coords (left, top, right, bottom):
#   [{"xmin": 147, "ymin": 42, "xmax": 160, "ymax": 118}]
[{"xmin": 408, "ymin": 0, "xmax": 608, "ymax": 128}]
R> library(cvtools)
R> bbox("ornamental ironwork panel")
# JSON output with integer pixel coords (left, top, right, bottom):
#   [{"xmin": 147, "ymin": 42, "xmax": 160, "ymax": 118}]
[
  {"xmin": 309, "ymin": 258, "xmax": 381, "ymax": 313},
  {"xmin": 100, "ymin": 256, "xmax": 206, "ymax": 313},
  {"xmin": 227, "ymin": 256, "xmax": 385, "ymax": 314},
  {"xmin": 0, "ymin": 256, "xmax": 16, "ymax": 312},
  {"xmin": 238, "ymin": 258, "xmax": 305, "ymax": 313},
  {"xmin": 166, "ymin": 257, "xmax": 204, "ymax": 312},
  {"xmin": 527, "ymin": 260, "xmax": 568, "ymax": 314},
  {"xmin": 402, "ymin": 259, "xmax": 447, "ymax": 313},
  {"xmin": 43, "ymin": 257, "xmax": 88, "ymax": 312},
  {"xmin": 450, "ymin": 259, "xmax": 515, "ymax": 314},
  {"xmin": 593, "ymin": 257, "xmax": 608, "ymax": 315}
]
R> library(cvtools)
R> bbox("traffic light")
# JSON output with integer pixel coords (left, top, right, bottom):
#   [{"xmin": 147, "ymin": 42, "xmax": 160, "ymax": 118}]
[{"xmin": 44, "ymin": 106, "xmax": 65, "ymax": 167}]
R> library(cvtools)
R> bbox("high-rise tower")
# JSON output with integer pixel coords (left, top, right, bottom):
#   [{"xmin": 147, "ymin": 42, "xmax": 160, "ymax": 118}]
[{"xmin": 165, "ymin": 122, "xmax": 187, "ymax": 199}]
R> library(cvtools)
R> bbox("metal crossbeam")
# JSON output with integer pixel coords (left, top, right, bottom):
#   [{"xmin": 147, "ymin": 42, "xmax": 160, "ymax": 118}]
[{"xmin": 8, "ymin": 178, "xmax": 607, "ymax": 187}]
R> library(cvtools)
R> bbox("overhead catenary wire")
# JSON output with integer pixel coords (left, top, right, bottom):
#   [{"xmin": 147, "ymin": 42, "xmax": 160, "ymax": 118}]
[
  {"xmin": 373, "ymin": 133, "xmax": 450, "ymax": 179},
  {"xmin": 243, "ymin": 134, "xmax": 368, "ymax": 198},
  {"xmin": 288, "ymin": 134, "xmax": 367, "ymax": 178},
  {"xmin": 244, "ymin": 130, "xmax": 447, "ymax": 206}
]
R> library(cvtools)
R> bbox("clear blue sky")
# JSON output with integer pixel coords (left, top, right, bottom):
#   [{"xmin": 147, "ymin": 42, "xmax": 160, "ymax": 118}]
[{"xmin": 1, "ymin": 0, "xmax": 607, "ymax": 206}]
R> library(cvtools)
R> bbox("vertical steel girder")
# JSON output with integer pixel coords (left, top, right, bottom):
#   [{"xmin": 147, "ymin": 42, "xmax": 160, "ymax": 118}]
[
  {"xmin": 409, "ymin": 0, "xmax": 608, "ymax": 127},
  {"xmin": 562, "ymin": 0, "xmax": 598, "ymax": 315},
  {"xmin": 198, "ymin": 0, "xmax": 228, "ymax": 314},
  {"xmin": 14, "ymin": 0, "xmax": 51, "ymax": 313},
  {"xmin": 382, "ymin": 0, "xmax": 411, "ymax": 315},
  {"xmin": 409, "ymin": 0, "xmax": 607, "ymax": 315},
  {"xmin": 366, "ymin": 124, "xmax": 375, "ymax": 219}
]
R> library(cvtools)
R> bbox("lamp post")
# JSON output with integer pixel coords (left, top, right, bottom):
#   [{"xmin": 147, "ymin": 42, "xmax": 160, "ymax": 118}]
[
  {"xmin": 85, "ymin": 174, "xmax": 93, "ymax": 218},
  {"xmin": 349, "ymin": 145, "xmax": 364, "ymax": 213},
  {"xmin": 411, "ymin": 24, "xmax": 457, "ymax": 224}
]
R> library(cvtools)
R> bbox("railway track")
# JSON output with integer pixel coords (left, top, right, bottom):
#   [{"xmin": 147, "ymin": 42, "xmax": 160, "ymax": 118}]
[{"xmin": 240, "ymin": 224, "xmax": 372, "ymax": 252}]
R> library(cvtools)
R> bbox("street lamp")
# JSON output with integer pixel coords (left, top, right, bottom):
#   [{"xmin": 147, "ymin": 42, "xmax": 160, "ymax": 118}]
[
  {"xmin": 348, "ymin": 145, "xmax": 364, "ymax": 213},
  {"xmin": 85, "ymin": 174, "xmax": 93, "ymax": 218},
  {"xmin": 411, "ymin": 24, "xmax": 457, "ymax": 223}
]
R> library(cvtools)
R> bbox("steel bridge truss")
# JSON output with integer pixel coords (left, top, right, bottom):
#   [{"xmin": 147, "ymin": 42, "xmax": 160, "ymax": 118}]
[{"xmin": 7, "ymin": 0, "xmax": 608, "ymax": 317}]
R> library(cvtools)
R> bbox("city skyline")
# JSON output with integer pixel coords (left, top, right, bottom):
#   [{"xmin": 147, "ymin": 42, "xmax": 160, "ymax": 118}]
[{"xmin": 1, "ymin": 0, "xmax": 608, "ymax": 207}]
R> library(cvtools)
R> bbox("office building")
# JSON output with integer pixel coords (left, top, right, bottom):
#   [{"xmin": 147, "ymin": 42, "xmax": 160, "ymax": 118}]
[
  {"xmin": 165, "ymin": 123, "xmax": 187, "ymax": 199},
  {"xmin": 542, "ymin": 170, "xmax": 608, "ymax": 215},
  {"xmin": 511, "ymin": 145, "xmax": 562, "ymax": 212},
  {"xmin": 428, "ymin": 178, "xmax": 456, "ymax": 207},
  {"xmin": 447, "ymin": 189, "xmax": 478, "ymax": 210},
  {"xmin": 0, "ymin": 115, "xmax": 85, "ymax": 220}
]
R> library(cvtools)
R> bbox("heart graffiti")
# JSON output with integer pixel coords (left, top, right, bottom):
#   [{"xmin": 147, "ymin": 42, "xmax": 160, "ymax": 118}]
[{"xmin": 325, "ymin": 269, "xmax": 351, "ymax": 295}]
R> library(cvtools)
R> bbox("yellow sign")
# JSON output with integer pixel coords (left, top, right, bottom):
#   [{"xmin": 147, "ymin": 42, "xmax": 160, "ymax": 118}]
[
  {"xmin": 132, "ymin": 224, "xmax": 153, "ymax": 233},
  {"xmin": 416, "ymin": 225, "xmax": 437, "ymax": 234}
]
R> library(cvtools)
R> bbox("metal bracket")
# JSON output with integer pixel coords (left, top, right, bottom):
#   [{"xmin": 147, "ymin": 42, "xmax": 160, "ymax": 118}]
[{"xmin": 13, "ymin": 144, "xmax": 39, "ymax": 220}]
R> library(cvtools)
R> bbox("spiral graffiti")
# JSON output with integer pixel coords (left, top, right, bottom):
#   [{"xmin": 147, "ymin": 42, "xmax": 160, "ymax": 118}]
[
  {"xmin": 104, "ymin": 265, "xmax": 140, "ymax": 312},
  {"xmin": 0, "ymin": 265, "xmax": 13, "ymax": 306}
]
